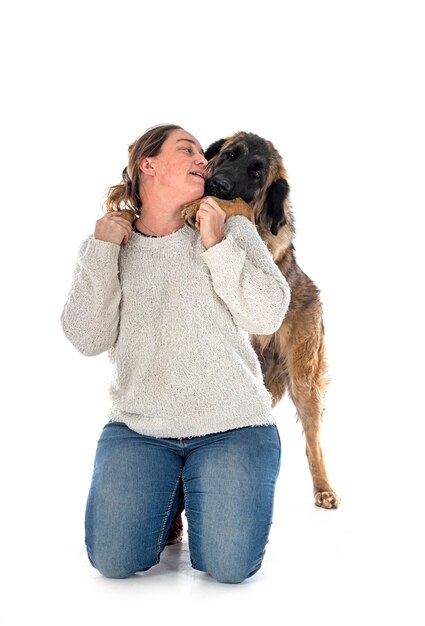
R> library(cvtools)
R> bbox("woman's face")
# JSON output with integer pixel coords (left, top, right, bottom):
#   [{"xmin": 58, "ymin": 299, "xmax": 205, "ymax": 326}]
[{"xmin": 145, "ymin": 129, "xmax": 208, "ymax": 205}]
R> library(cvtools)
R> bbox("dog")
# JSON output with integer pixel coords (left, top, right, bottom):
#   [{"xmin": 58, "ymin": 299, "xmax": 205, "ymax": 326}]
[{"xmin": 182, "ymin": 132, "xmax": 339, "ymax": 509}]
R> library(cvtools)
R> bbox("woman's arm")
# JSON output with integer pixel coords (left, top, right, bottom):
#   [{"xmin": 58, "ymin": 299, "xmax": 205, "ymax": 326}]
[
  {"xmin": 61, "ymin": 237, "xmax": 122, "ymax": 355},
  {"xmin": 200, "ymin": 216, "xmax": 291, "ymax": 334}
]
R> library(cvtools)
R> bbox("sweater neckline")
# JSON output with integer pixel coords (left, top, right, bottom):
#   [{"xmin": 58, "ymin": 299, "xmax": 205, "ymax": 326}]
[
  {"xmin": 132, "ymin": 225, "xmax": 158, "ymax": 238},
  {"xmin": 131, "ymin": 223, "xmax": 193, "ymax": 247}
]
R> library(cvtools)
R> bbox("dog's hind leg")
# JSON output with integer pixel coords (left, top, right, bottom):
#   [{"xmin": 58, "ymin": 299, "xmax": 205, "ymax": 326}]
[{"xmin": 287, "ymin": 337, "xmax": 340, "ymax": 509}]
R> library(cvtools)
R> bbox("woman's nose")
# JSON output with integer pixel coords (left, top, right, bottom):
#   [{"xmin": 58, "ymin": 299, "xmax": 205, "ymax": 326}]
[{"xmin": 196, "ymin": 153, "xmax": 208, "ymax": 167}]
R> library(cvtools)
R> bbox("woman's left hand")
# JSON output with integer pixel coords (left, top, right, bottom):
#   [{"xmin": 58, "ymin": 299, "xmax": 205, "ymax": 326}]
[{"xmin": 196, "ymin": 197, "xmax": 226, "ymax": 249}]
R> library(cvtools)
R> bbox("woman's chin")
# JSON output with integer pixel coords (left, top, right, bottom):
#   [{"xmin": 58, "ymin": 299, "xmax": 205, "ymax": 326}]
[{"xmin": 184, "ymin": 190, "xmax": 204, "ymax": 204}]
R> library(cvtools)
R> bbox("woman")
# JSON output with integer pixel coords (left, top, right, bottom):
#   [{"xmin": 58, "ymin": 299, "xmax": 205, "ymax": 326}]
[{"xmin": 61, "ymin": 124, "xmax": 291, "ymax": 583}]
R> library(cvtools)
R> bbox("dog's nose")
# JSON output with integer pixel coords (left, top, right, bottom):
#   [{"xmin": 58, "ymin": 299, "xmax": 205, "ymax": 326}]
[{"xmin": 209, "ymin": 174, "xmax": 233, "ymax": 195}]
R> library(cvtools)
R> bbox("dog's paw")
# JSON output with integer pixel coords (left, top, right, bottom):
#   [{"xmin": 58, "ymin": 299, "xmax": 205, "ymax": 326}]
[
  {"xmin": 314, "ymin": 490, "xmax": 340, "ymax": 509},
  {"xmin": 181, "ymin": 200, "xmax": 201, "ymax": 229}
]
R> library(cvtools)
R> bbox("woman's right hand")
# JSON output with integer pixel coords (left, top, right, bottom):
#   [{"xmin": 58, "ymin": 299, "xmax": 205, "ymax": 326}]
[{"xmin": 94, "ymin": 211, "xmax": 133, "ymax": 245}]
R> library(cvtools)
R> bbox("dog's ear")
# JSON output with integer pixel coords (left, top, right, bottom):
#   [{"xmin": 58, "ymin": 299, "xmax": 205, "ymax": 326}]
[
  {"xmin": 205, "ymin": 138, "xmax": 226, "ymax": 161},
  {"xmin": 264, "ymin": 179, "xmax": 289, "ymax": 235}
]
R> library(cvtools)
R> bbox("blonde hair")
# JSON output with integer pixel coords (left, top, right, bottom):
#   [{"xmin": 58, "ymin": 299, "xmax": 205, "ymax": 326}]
[{"xmin": 104, "ymin": 124, "xmax": 183, "ymax": 217}]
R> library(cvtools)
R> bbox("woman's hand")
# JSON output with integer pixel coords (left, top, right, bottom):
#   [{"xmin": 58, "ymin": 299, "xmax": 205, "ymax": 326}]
[
  {"xmin": 196, "ymin": 197, "xmax": 226, "ymax": 249},
  {"xmin": 94, "ymin": 211, "xmax": 133, "ymax": 245}
]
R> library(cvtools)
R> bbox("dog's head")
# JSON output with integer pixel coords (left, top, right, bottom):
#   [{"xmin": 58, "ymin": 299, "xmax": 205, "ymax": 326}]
[{"xmin": 204, "ymin": 132, "xmax": 290, "ymax": 236}]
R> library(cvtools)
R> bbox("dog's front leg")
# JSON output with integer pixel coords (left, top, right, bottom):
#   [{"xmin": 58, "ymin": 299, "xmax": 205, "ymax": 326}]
[{"xmin": 182, "ymin": 197, "xmax": 255, "ymax": 230}]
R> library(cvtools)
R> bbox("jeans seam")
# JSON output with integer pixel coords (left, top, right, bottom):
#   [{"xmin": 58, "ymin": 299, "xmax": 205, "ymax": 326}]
[
  {"xmin": 274, "ymin": 425, "xmax": 282, "ymax": 480},
  {"xmin": 156, "ymin": 471, "xmax": 182, "ymax": 555},
  {"xmin": 181, "ymin": 468, "xmax": 197, "ymax": 568}
]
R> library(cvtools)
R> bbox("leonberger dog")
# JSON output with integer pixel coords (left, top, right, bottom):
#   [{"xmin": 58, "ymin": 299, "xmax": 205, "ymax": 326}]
[{"xmin": 182, "ymin": 132, "xmax": 339, "ymax": 509}]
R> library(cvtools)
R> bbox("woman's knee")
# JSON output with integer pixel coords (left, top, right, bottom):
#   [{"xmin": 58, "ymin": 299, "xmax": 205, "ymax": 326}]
[
  {"xmin": 93, "ymin": 561, "xmax": 138, "ymax": 579},
  {"xmin": 210, "ymin": 567, "xmax": 260, "ymax": 584},
  {"xmin": 193, "ymin": 553, "xmax": 263, "ymax": 584},
  {"xmin": 86, "ymin": 543, "xmax": 158, "ymax": 579}
]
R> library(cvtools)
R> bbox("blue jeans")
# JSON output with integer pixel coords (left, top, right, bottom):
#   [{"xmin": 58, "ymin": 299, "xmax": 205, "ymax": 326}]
[{"xmin": 85, "ymin": 421, "xmax": 281, "ymax": 583}]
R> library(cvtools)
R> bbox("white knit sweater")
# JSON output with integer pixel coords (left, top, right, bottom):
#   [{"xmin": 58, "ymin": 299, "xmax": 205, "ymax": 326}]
[{"xmin": 61, "ymin": 216, "xmax": 290, "ymax": 438}]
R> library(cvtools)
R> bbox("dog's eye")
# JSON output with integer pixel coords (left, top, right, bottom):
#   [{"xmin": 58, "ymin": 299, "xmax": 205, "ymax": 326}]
[
  {"xmin": 226, "ymin": 151, "xmax": 235, "ymax": 160},
  {"xmin": 249, "ymin": 171, "xmax": 261, "ymax": 179}
]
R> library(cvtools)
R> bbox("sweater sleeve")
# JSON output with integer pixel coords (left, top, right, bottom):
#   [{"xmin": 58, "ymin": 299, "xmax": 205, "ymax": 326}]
[
  {"xmin": 60, "ymin": 236, "xmax": 122, "ymax": 356},
  {"xmin": 200, "ymin": 216, "xmax": 291, "ymax": 335}
]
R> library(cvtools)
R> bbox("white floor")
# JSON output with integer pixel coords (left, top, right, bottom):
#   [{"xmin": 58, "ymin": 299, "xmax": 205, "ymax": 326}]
[{"xmin": 1, "ymin": 389, "xmax": 423, "ymax": 626}]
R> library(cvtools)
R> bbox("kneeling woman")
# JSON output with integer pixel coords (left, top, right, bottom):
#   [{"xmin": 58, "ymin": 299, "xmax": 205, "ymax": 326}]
[{"xmin": 61, "ymin": 123, "xmax": 290, "ymax": 583}]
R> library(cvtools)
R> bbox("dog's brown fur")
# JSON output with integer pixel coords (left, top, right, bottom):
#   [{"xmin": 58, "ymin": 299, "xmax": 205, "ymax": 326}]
[{"xmin": 182, "ymin": 132, "xmax": 339, "ymax": 509}]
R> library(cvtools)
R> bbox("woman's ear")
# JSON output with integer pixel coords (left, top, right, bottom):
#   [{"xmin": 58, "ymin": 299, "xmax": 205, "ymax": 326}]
[
  {"xmin": 264, "ymin": 179, "xmax": 289, "ymax": 235},
  {"xmin": 139, "ymin": 157, "xmax": 156, "ymax": 176},
  {"xmin": 205, "ymin": 138, "xmax": 226, "ymax": 161}
]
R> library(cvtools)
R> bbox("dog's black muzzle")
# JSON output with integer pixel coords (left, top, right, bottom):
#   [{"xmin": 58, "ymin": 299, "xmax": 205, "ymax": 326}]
[{"xmin": 205, "ymin": 174, "xmax": 235, "ymax": 199}]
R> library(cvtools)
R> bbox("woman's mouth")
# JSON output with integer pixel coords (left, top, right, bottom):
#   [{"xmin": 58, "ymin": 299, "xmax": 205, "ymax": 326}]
[{"xmin": 190, "ymin": 170, "xmax": 205, "ymax": 180}]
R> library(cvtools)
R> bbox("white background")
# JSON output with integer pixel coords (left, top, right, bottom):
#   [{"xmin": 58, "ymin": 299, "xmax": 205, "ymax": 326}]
[{"xmin": 1, "ymin": 1, "xmax": 424, "ymax": 624}]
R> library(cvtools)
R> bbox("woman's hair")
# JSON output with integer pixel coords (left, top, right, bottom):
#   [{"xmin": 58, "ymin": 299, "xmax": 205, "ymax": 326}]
[{"xmin": 104, "ymin": 123, "xmax": 183, "ymax": 216}]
